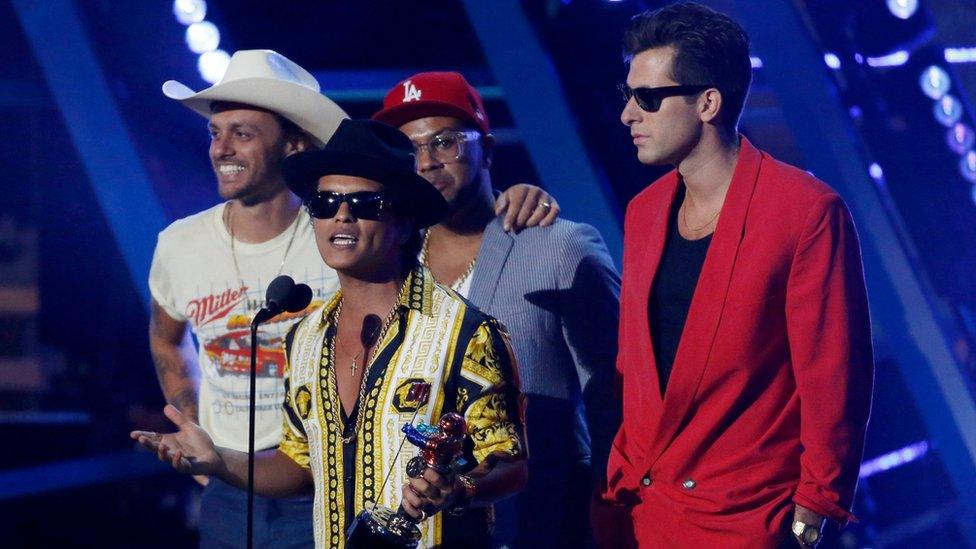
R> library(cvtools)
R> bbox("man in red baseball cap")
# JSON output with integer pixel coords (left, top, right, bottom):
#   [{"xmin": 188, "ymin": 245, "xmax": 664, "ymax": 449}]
[
  {"xmin": 374, "ymin": 71, "xmax": 553, "ymax": 231},
  {"xmin": 374, "ymin": 72, "xmax": 622, "ymax": 549},
  {"xmin": 373, "ymin": 71, "xmax": 491, "ymax": 134}
]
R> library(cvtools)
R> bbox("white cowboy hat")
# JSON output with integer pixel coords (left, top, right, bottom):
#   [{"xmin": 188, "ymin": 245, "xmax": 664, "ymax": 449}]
[{"xmin": 162, "ymin": 49, "xmax": 347, "ymax": 148}]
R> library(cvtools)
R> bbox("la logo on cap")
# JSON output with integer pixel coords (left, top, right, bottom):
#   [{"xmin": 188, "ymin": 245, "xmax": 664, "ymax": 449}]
[{"xmin": 402, "ymin": 79, "xmax": 422, "ymax": 103}]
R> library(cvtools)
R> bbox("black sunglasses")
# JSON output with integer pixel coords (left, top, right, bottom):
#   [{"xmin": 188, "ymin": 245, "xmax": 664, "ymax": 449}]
[
  {"xmin": 305, "ymin": 191, "xmax": 392, "ymax": 220},
  {"xmin": 618, "ymin": 84, "xmax": 713, "ymax": 112}
]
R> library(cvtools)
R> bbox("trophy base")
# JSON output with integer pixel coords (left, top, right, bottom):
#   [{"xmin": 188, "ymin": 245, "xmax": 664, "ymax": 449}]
[{"xmin": 346, "ymin": 502, "xmax": 421, "ymax": 549}]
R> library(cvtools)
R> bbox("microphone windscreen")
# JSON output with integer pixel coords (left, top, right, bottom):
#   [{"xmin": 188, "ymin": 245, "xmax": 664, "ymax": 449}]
[
  {"xmin": 360, "ymin": 314, "xmax": 381, "ymax": 346},
  {"xmin": 283, "ymin": 283, "xmax": 313, "ymax": 313},
  {"xmin": 266, "ymin": 275, "xmax": 296, "ymax": 304}
]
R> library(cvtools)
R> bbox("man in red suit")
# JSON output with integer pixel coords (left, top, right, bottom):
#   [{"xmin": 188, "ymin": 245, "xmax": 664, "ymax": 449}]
[{"xmin": 594, "ymin": 3, "xmax": 874, "ymax": 547}]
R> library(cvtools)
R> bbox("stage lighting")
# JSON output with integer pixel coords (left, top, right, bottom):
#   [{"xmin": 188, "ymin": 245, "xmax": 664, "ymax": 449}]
[
  {"xmin": 866, "ymin": 50, "xmax": 910, "ymax": 67},
  {"xmin": 198, "ymin": 49, "xmax": 230, "ymax": 84},
  {"xmin": 961, "ymin": 151, "xmax": 976, "ymax": 184},
  {"xmin": 859, "ymin": 441, "xmax": 928, "ymax": 479},
  {"xmin": 173, "ymin": 0, "xmax": 206, "ymax": 25},
  {"xmin": 886, "ymin": 0, "xmax": 918, "ymax": 20},
  {"xmin": 185, "ymin": 21, "xmax": 220, "ymax": 54},
  {"xmin": 961, "ymin": 152, "xmax": 976, "ymax": 185},
  {"xmin": 947, "ymin": 124, "xmax": 976, "ymax": 155},
  {"xmin": 919, "ymin": 65, "xmax": 951, "ymax": 99},
  {"xmin": 934, "ymin": 95, "xmax": 964, "ymax": 127},
  {"xmin": 824, "ymin": 53, "xmax": 841, "ymax": 69},
  {"xmin": 869, "ymin": 163, "xmax": 884, "ymax": 179},
  {"xmin": 945, "ymin": 47, "xmax": 976, "ymax": 64},
  {"xmin": 851, "ymin": 2, "xmax": 934, "ymax": 59}
]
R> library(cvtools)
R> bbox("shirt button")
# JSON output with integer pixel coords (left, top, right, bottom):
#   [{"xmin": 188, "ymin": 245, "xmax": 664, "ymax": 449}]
[
  {"xmin": 682, "ymin": 479, "xmax": 696, "ymax": 489},
  {"xmin": 641, "ymin": 476, "xmax": 652, "ymax": 486}
]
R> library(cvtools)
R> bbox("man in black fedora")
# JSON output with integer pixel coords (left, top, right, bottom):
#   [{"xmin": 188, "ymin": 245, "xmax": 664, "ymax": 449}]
[{"xmin": 134, "ymin": 119, "xmax": 528, "ymax": 549}]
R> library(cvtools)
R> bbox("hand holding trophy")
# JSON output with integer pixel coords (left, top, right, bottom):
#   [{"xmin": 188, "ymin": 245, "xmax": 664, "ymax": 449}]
[{"xmin": 347, "ymin": 383, "xmax": 469, "ymax": 548}]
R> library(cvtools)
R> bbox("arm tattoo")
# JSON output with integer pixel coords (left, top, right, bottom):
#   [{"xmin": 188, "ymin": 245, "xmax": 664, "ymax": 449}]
[
  {"xmin": 152, "ymin": 351, "xmax": 192, "ymax": 381},
  {"xmin": 170, "ymin": 388, "xmax": 199, "ymax": 421},
  {"xmin": 149, "ymin": 304, "xmax": 199, "ymax": 421}
]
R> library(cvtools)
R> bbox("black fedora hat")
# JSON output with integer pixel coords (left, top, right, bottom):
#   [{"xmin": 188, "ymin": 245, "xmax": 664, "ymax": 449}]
[{"xmin": 282, "ymin": 119, "xmax": 447, "ymax": 228}]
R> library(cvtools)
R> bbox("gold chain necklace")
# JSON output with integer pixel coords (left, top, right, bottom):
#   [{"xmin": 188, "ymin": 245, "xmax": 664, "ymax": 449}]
[
  {"xmin": 333, "ymin": 316, "xmax": 366, "ymax": 374},
  {"xmin": 326, "ymin": 279, "xmax": 409, "ymax": 444},
  {"xmin": 420, "ymin": 228, "xmax": 476, "ymax": 290},
  {"xmin": 332, "ymin": 296, "xmax": 402, "ymax": 374},
  {"xmin": 226, "ymin": 201, "xmax": 300, "ymax": 288},
  {"xmin": 680, "ymin": 200, "xmax": 721, "ymax": 233}
]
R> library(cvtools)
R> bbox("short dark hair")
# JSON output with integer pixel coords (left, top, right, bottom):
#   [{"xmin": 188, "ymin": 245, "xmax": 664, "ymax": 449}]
[
  {"xmin": 273, "ymin": 114, "xmax": 304, "ymax": 139},
  {"xmin": 623, "ymin": 2, "xmax": 752, "ymax": 129}
]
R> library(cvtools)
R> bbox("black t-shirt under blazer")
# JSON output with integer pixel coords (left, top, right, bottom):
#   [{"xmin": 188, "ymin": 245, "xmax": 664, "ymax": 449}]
[{"xmin": 648, "ymin": 184, "xmax": 712, "ymax": 395}]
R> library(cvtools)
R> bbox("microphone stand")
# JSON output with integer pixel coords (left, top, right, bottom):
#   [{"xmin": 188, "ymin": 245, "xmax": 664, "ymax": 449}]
[
  {"xmin": 247, "ymin": 319, "xmax": 261, "ymax": 549},
  {"xmin": 243, "ymin": 276, "xmax": 311, "ymax": 549}
]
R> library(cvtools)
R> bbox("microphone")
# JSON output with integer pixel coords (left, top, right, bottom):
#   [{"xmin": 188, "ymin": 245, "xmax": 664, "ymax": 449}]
[
  {"xmin": 252, "ymin": 275, "xmax": 313, "ymax": 326},
  {"xmin": 245, "ymin": 274, "xmax": 312, "ymax": 549}
]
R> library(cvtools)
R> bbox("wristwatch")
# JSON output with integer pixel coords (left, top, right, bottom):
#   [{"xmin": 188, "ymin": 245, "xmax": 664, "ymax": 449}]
[
  {"xmin": 447, "ymin": 474, "xmax": 476, "ymax": 515},
  {"xmin": 791, "ymin": 520, "xmax": 822, "ymax": 547}
]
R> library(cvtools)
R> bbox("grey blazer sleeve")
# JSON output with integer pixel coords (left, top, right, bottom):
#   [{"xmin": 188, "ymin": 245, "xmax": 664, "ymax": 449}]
[{"xmin": 557, "ymin": 222, "xmax": 622, "ymax": 483}]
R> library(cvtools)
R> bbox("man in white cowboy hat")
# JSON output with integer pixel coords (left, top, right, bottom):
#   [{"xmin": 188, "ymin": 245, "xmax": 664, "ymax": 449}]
[
  {"xmin": 149, "ymin": 49, "xmax": 342, "ymax": 548},
  {"xmin": 147, "ymin": 50, "xmax": 557, "ymax": 547}
]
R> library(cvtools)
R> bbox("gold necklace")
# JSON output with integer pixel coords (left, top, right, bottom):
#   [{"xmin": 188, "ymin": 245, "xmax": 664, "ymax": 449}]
[
  {"xmin": 334, "ymin": 322, "xmax": 366, "ymax": 374},
  {"xmin": 226, "ymin": 201, "xmax": 300, "ymax": 288},
  {"xmin": 332, "ymin": 296, "xmax": 402, "ymax": 374},
  {"xmin": 680, "ymin": 200, "xmax": 721, "ymax": 233},
  {"xmin": 326, "ymin": 279, "xmax": 409, "ymax": 444},
  {"xmin": 420, "ymin": 228, "xmax": 477, "ymax": 290}
]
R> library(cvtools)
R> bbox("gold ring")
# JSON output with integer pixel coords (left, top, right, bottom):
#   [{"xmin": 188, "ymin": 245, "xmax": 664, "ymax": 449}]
[
  {"xmin": 418, "ymin": 509, "xmax": 428, "ymax": 521},
  {"xmin": 538, "ymin": 201, "xmax": 552, "ymax": 210}
]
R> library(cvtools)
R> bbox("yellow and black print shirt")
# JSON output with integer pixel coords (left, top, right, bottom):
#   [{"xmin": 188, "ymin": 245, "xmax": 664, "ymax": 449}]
[{"xmin": 279, "ymin": 266, "xmax": 525, "ymax": 549}]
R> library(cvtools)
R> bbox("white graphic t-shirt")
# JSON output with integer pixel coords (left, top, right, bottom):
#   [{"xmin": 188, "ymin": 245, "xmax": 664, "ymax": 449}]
[{"xmin": 149, "ymin": 203, "xmax": 338, "ymax": 452}]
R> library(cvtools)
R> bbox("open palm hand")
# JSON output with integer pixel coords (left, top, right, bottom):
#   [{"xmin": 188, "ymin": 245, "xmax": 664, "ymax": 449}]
[{"xmin": 130, "ymin": 404, "xmax": 221, "ymax": 476}]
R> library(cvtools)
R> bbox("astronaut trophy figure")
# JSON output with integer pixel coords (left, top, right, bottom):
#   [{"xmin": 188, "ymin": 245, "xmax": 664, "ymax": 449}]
[
  {"xmin": 402, "ymin": 412, "xmax": 467, "ymax": 477},
  {"xmin": 346, "ymin": 386, "xmax": 468, "ymax": 548}
]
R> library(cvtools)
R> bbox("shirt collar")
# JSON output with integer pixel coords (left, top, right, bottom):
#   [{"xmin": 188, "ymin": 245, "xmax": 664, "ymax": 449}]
[
  {"xmin": 320, "ymin": 264, "xmax": 436, "ymax": 323},
  {"xmin": 400, "ymin": 264, "xmax": 435, "ymax": 316}
]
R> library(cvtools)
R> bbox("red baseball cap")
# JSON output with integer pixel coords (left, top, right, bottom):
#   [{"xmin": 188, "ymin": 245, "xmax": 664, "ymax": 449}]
[{"xmin": 372, "ymin": 71, "xmax": 490, "ymax": 134}]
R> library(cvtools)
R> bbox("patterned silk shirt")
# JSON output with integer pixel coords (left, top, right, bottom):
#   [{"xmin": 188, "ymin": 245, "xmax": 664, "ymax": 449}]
[{"xmin": 279, "ymin": 266, "xmax": 526, "ymax": 549}]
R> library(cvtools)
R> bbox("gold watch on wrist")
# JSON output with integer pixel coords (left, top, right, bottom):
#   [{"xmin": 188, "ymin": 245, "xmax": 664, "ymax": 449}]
[{"xmin": 791, "ymin": 519, "xmax": 822, "ymax": 547}]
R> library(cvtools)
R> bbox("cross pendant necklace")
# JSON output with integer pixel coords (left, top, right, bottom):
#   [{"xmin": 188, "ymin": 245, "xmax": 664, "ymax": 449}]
[
  {"xmin": 332, "ymin": 292, "xmax": 404, "ymax": 374},
  {"xmin": 333, "ymin": 300, "xmax": 367, "ymax": 373},
  {"xmin": 344, "ymin": 346, "xmax": 365, "ymax": 374}
]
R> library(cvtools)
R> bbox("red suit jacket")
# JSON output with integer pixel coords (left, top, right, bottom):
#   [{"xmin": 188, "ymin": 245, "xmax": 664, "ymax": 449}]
[{"xmin": 602, "ymin": 138, "xmax": 874, "ymax": 548}]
